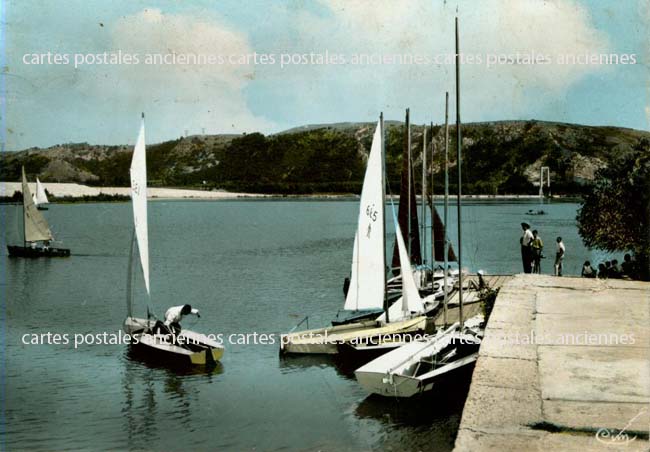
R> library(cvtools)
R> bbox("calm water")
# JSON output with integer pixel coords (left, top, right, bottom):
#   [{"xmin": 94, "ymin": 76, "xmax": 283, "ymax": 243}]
[{"xmin": 1, "ymin": 199, "xmax": 606, "ymax": 451}]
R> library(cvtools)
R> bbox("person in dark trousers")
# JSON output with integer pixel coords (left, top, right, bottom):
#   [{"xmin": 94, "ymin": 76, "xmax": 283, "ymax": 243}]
[
  {"xmin": 531, "ymin": 230, "xmax": 544, "ymax": 274},
  {"xmin": 520, "ymin": 222, "xmax": 534, "ymax": 273},
  {"xmin": 598, "ymin": 263, "xmax": 608, "ymax": 279},
  {"xmin": 554, "ymin": 237, "xmax": 565, "ymax": 276}
]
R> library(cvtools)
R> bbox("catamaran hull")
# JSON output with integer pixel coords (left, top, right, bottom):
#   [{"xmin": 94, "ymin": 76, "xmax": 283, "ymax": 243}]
[{"xmin": 7, "ymin": 245, "xmax": 70, "ymax": 258}]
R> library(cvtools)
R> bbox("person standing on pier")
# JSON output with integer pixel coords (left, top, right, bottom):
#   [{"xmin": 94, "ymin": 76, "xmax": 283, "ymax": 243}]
[
  {"xmin": 554, "ymin": 237, "xmax": 565, "ymax": 276},
  {"xmin": 520, "ymin": 222, "xmax": 534, "ymax": 273},
  {"xmin": 531, "ymin": 230, "xmax": 544, "ymax": 274}
]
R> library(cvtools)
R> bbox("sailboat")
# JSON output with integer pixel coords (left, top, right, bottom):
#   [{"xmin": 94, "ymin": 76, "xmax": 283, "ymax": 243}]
[
  {"xmin": 280, "ymin": 116, "xmax": 429, "ymax": 355},
  {"xmin": 7, "ymin": 167, "xmax": 70, "ymax": 258},
  {"xmin": 354, "ymin": 17, "xmax": 486, "ymax": 397},
  {"xmin": 33, "ymin": 178, "xmax": 49, "ymax": 210},
  {"xmin": 122, "ymin": 114, "xmax": 224, "ymax": 367}
]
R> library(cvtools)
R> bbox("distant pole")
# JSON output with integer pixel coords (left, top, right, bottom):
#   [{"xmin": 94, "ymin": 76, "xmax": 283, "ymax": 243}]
[
  {"xmin": 422, "ymin": 127, "xmax": 427, "ymax": 266},
  {"xmin": 539, "ymin": 166, "xmax": 544, "ymax": 198},
  {"xmin": 406, "ymin": 108, "xmax": 411, "ymax": 258},
  {"xmin": 381, "ymin": 112, "xmax": 388, "ymax": 324},
  {"xmin": 443, "ymin": 92, "xmax": 450, "ymax": 327},
  {"xmin": 455, "ymin": 17, "xmax": 464, "ymax": 329}
]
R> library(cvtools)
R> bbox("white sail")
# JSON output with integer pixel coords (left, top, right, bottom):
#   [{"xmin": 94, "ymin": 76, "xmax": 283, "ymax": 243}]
[
  {"xmin": 343, "ymin": 121, "xmax": 385, "ymax": 311},
  {"xmin": 376, "ymin": 213, "xmax": 425, "ymax": 323},
  {"xmin": 394, "ymin": 213, "xmax": 425, "ymax": 315},
  {"xmin": 129, "ymin": 116, "xmax": 150, "ymax": 295},
  {"xmin": 35, "ymin": 178, "xmax": 49, "ymax": 205},
  {"xmin": 21, "ymin": 167, "xmax": 53, "ymax": 242}
]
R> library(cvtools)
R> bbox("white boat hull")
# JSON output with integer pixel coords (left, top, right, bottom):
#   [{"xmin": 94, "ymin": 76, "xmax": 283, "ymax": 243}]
[{"xmin": 354, "ymin": 316, "xmax": 483, "ymax": 397}]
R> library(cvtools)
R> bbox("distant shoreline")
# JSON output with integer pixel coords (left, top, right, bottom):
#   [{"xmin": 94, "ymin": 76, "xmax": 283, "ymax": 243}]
[{"xmin": 0, "ymin": 182, "xmax": 579, "ymax": 203}]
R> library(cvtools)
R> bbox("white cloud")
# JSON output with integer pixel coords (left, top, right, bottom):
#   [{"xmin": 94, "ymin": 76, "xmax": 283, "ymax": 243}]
[
  {"xmin": 101, "ymin": 8, "xmax": 274, "ymax": 135},
  {"xmin": 254, "ymin": 0, "xmax": 611, "ymax": 124}
]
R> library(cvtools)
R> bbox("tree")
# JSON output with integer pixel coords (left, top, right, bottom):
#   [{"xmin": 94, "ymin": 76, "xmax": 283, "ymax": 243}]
[{"xmin": 576, "ymin": 139, "xmax": 650, "ymax": 280}]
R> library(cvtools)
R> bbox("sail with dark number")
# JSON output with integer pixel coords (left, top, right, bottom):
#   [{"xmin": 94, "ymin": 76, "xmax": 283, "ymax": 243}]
[{"xmin": 343, "ymin": 120, "xmax": 385, "ymax": 312}]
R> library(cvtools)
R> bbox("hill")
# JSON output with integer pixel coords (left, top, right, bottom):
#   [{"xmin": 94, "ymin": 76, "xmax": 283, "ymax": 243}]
[{"xmin": 2, "ymin": 120, "xmax": 649, "ymax": 195}]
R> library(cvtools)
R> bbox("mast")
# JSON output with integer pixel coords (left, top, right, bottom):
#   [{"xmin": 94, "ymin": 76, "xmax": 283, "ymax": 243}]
[
  {"xmin": 421, "ymin": 127, "xmax": 427, "ymax": 266},
  {"xmin": 443, "ymin": 92, "xmax": 450, "ymax": 327},
  {"xmin": 380, "ymin": 112, "xmax": 388, "ymax": 323},
  {"xmin": 455, "ymin": 17, "xmax": 464, "ymax": 329},
  {"xmin": 22, "ymin": 174, "xmax": 26, "ymax": 248},
  {"xmin": 429, "ymin": 122, "xmax": 435, "ymax": 270},
  {"xmin": 406, "ymin": 108, "xmax": 411, "ymax": 258}
]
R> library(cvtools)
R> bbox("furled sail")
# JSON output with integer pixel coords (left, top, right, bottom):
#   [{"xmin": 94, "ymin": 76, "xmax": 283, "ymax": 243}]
[
  {"xmin": 129, "ymin": 116, "xmax": 150, "ymax": 295},
  {"xmin": 21, "ymin": 167, "xmax": 53, "ymax": 242},
  {"xmin": 392, "ymin": 113, "xmax": 421, "ymax": 271},
  {"xmin": 428, "ymin": 197, "xmax": 458, "ymax": 262},
  {"xmin": 35, "ymin": 178, "xmax": 49, "ymax": 205},
  {"xmin": 343, "ymin": 120, "xmax": 385, "ymax": 311}
]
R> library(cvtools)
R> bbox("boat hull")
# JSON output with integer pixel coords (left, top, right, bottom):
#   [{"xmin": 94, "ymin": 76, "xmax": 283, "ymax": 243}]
[
  {"xmin": 355, "ymin": 351, "xmax": 478, "ymax": 397},
  {"xmin": 7, "ymin": 245, "xmax": 70, "ymax": 258},
  {"xmin": 123, "ymin": 317, "xmax": 224, "ymax": 366},
  {"xmin": 331, "ymin": 309, "xmax": 384, "ymax": 326},
  {"xmin": 280, "ymin": 316, "xmax": 428, "ymax": 355}
]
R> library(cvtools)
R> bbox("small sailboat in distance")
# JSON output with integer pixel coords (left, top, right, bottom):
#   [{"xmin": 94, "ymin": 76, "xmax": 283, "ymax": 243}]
[
  {"xmin": 7, "ymin": 167, "xmax": 70, "ymax": 258},
  {"xmin": 122, "ymin": 113, "xmax": 224, "ymax": 367},
  {"xmin": 33, "ymin": 178, "xmax": 49, "ymax": 210}
]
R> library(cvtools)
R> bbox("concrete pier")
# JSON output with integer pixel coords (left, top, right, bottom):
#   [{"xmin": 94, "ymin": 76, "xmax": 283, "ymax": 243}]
[{"xmin": 454, "ymin": 274, "xmax": 650, "ymax": 451}]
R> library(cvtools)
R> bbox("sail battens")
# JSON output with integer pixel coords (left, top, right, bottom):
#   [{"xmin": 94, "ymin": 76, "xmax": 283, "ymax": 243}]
[
  {"xmin": 130, "ymin": 118, "xmax": 151, "ymax": 295},
  {"xmin": 21, "ymin": 168, "xmax": 53, "ymax": 242},
  {"xmin": 343, "ymin": 121, "xmax": 385, "ymax": 312}
]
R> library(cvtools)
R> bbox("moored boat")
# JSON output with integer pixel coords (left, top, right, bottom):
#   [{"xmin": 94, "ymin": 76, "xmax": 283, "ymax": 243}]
[{"xmin": 281, "ymin": 116, "xmax": 430, "ymax": 356}]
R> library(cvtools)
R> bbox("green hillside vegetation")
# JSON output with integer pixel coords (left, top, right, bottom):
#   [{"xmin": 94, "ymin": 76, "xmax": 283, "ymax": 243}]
[{"xmin": 2, "ymin": 120, "xmax": 649, "ymax": 195}]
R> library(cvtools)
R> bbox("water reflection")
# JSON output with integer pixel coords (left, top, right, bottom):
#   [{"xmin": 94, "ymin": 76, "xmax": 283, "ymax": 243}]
[
  {"xmin": 278, "ymin": 354, "xmax": 364, "ymax": 381},
  {"xmin": 120, "ymin": 349, "xmax": 223, "ymax": 449}
]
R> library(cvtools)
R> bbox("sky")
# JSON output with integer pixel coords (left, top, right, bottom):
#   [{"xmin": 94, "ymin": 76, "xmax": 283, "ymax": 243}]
[{"xmin": 1, "ymin": 0, "xmax": 648, "ymax": 150}]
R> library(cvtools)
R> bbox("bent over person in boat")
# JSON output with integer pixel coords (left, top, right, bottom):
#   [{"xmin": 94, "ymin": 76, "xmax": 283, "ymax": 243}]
[{"xmin": 154, "ymin": 304, "xmax": 200, "ymax": 337}]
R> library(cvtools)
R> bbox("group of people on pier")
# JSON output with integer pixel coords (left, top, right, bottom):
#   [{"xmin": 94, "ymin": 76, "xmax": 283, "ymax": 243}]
[
  {"xmin": 581, "ymin": 254, "xmax": 640, "ymax": 280},
  {"xmin": 520, "ymin": 222, "xmax": 642, "ymax": 279},
  {"xmin": 519, "ymin": 222, "xmax": 565, "ymax": 276}
]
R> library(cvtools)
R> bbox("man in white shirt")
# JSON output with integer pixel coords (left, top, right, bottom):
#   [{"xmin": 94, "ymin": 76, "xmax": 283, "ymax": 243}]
[
  {"xmin": 152, "ymin": 304, "xmax": 201, "ymax": 338},
  {"xmin": 520, "ymin": 222, "xmax": 534, "ymax": 273},
  {"xmin": 164, "ymin": 304, "xmax": 200, "ymax": 328},
  {"xmin": 554, "ymin": 237, "xmax": 565, "ymax": 276}
]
